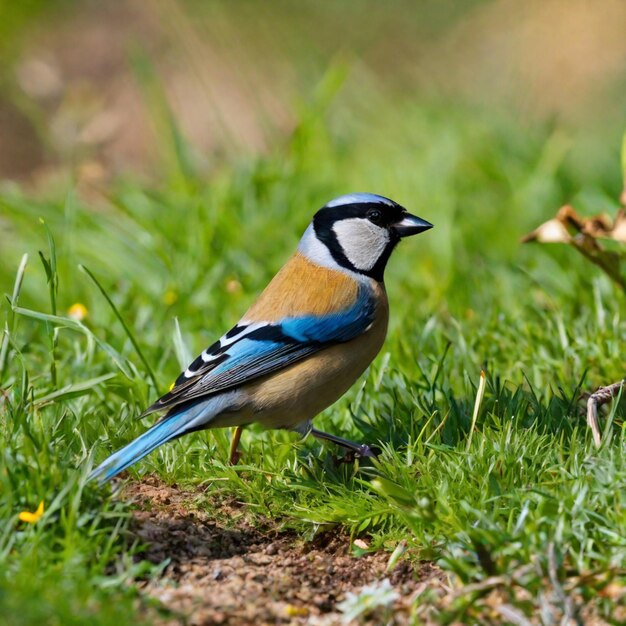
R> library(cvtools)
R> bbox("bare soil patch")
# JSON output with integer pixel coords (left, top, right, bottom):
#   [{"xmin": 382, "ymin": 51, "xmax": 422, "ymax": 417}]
[{"xmin": 123, "ymin": 477, "xmax": 445, "ymax": 625}]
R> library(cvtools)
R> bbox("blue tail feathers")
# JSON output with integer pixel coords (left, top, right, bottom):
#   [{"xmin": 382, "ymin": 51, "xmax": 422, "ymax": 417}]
[
  {"xmin": 88, "ymin": 416, "xmax": 185, "ymax": 483},
  {"xmin": 88, "ymin": 393, "xmax": 238, "ymax": 483}
]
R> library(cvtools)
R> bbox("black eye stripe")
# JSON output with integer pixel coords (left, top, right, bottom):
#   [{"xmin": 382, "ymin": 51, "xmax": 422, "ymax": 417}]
[{"xmin": 366, "ymin": 209, "xmax": 383, "ymax": 224}]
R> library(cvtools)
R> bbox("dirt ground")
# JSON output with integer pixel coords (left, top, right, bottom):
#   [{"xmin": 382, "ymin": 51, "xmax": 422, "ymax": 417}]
[{"xmin": 123, "ymin": 478, "xmax": 446, "ymax": 625}]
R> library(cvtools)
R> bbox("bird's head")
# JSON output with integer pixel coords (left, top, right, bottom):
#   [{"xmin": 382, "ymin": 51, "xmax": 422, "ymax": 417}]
[{"xmin": 299, "ymin": 193, "xmax": 433, "ymax": 281}]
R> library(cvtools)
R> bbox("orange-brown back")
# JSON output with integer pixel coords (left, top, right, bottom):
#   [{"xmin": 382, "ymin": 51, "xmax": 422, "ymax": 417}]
[{"xmin": 243, "ymin": 252, "xmax": 368, "ymax": 322}]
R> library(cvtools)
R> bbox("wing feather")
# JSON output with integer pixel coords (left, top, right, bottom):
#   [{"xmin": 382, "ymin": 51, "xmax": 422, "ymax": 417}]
[{"xmin": 142, "ymin": 283, "xmax": 376, "ymax": 417}]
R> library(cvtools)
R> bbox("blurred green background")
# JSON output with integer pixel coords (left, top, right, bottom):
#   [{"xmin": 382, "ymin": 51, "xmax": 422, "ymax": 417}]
[
  {"xmin": 1, "ymin": 0, "xmax": 624, "ymax": 181},
  {"xmin": 1, "ymin": 0, "xmax": 625, "ymax": 317},
  {"xmin": 1, "ymin": 2, "xmax": 626, "ymax": 624}
]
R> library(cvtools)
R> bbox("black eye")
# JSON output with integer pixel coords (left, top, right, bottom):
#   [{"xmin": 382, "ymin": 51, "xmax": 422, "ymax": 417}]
[{"xmin": 367, "ymin": 209, "xmax": 383, "ymax": 224}]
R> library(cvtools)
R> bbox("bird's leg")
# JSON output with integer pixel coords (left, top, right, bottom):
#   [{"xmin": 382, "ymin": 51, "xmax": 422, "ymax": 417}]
[
  {"xmin": 229, "ymin": 426, "xmax": 243, "ymax": 465},
  {"xmin": 586, "ymin": 380, "xmax": 625, "ymax": 447},
  {"xmin": 309, "ymin": 427, "xmax": 378, "ymax": 459}
]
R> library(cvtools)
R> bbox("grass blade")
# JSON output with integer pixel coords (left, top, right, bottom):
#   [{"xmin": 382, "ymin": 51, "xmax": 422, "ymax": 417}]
[
  {"xmin": 172, "ymin": 316, "xmax": 192, "ymax": 371},
  {"xmin": 79, "ymin": 264, "xmax": 159, "ymax": 392},
  {"xmin": 466, "ymin": 370, "xmax": 486, "ymax": 451},
  {"xmin": 34, "ymin": 373, "xmax": 118, "ymax": 405},
  {"xmin": 0, "ymin": 253, "xmax": 28, "ymax": 380},
  {"xmin": 12, "ymin": 305, "xmax": 132, "ymax": 378}
]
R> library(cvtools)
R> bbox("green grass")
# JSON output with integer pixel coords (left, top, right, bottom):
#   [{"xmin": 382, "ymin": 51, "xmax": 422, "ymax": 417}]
[{"xmin": 1, "ymin": 88, "xmax": 625, "ymax": 624}]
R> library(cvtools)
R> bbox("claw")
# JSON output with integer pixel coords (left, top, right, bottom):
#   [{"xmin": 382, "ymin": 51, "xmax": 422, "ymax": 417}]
[
  {"xmin": 335, "ymin": 444, "xmax": 379, "ymax": 465},
  {"xmin": 357, "ymin": 444, "xmax": 378, "ymax": 458}
]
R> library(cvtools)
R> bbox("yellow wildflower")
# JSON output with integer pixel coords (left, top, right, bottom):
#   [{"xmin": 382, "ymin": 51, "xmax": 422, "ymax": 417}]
[
  {"xmin": 68, "ymin": 303, "xmax": 88, "ymax": 321},
  {"xmin": 163, "ymin": 290, "xmax": 177, "ymax": 305},
  {"xmin": 18, "ymin": 500, "xmax": 44, "ymax": 524},
  {"xmin": 284, "ymin": 605, "xmax": 309, "ymax": 618}
]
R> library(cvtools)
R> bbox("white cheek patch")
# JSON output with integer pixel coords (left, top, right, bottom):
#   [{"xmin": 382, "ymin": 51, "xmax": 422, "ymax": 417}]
[
  {"xmin": 298, "ymin": 223, "xmax": 339, "ymax": 269},
  {"xmin": 298, "ymin": 223, "xmax": 370, "ymax": 281},
  {"xmin": 332, "ymin": 218, "xmax": 389, "ymax": 271}
]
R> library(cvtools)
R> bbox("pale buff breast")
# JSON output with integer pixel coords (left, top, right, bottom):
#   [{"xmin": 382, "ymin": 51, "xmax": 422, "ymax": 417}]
[
  {"xmin": 211, "ymin": 278, "xmax": 389, "ymax": 430},
  {"xmin": 245, "ymin": 306, "xmax": 388, "ymax": 428}
]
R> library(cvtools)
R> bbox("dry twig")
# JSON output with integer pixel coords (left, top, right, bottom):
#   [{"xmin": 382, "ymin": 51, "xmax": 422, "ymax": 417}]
[{"xmin": 586, "ymin": 380, "xmax": 625, "ymax": 447}]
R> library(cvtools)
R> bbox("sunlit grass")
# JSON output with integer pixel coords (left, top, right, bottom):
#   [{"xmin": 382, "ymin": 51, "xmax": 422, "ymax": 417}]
[{"xmin": 1, "ymin": 89, "xmax": 625, "ymax": 623}]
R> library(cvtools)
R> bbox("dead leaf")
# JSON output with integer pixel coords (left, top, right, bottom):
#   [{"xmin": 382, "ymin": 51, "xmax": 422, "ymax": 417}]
[
  {"xmin": 521, "ymin": 217, "xmax": 571, "ymax": 243},
  {"xmin": 610, "ymin": 209, "xmax": 626, "ymax": 242},
  {"xmin": 522, "ymin": 204, "xmax": 626, "ymax": 291}
]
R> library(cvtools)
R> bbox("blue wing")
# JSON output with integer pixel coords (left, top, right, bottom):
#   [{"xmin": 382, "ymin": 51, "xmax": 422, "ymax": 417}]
[{"xmin": 143, "ymin": 283, "xmax": 377, "ymax": 416}]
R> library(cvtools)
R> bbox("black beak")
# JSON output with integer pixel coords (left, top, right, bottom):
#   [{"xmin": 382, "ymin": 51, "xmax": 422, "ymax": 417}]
[{"xmin": 393, "ymin": 213, "xmax": 433, "ymax": 237}]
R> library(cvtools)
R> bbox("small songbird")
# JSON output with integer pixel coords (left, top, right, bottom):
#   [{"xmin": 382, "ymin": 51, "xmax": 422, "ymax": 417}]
[{"xmin": 89, "ymin": 193, "xmax": 432, "ymax": 483}]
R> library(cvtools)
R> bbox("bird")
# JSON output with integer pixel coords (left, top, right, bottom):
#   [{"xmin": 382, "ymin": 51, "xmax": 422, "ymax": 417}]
[{"xmin": 89, "ymin": 193, "xmax": 433, "ymax": 483}]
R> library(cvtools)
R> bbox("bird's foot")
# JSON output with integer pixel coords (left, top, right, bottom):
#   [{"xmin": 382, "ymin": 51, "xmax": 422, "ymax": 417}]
[
  {"xmin": 309, "ymin": 427, "xmax": 380, "ymax": 463},
  {"xmin": 356, "ymin": 443, "xmax": 379, "ymax": 458},
  {"xmin": 334, "ymin": 444, "xmax": 380, "ymax": 465}
]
